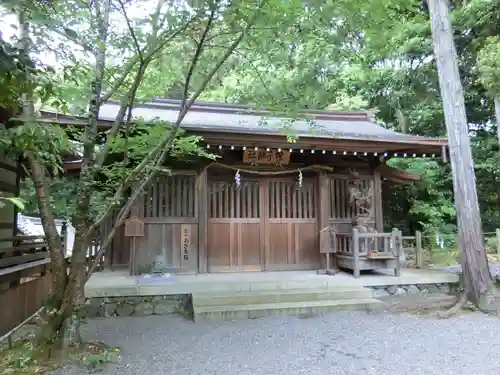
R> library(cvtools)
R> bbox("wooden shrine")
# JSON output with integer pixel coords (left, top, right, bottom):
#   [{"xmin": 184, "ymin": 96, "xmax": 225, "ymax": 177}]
[{"xmin": 40, "ymin": 98, "xmax": 448, "ymax": 276}]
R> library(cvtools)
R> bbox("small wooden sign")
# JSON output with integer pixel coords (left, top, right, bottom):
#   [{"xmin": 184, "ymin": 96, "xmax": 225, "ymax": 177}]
[
  {"xmin": 243, "ymin": 149, "xmax": 290, "ymax": 166},
  {"xmin": 124, "ymin": 216, "xmax": 144, "ymax": 237},
  {"xmin": 181, "ymin": 224, "xmax": 191, "ymax": 261}
]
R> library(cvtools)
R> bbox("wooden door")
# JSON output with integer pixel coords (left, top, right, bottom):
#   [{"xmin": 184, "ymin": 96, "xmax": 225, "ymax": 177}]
[
  {"xmin": 134, "ymin": 174, "xmax": 198, "ymax": 274},
  {"xmin": 207, "ymin": 180, "xmax": 262, "ymax": 272},
  {"xmin": 265, "ymin": 178, "xmax": 320, "ymax": 270}
]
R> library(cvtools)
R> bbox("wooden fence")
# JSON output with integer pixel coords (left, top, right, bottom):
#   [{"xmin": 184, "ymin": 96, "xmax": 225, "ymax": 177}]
[
  {"xmin": 0, "ymin": 272, "xmax": 51, "ymax": 337},
  {"xmin": 401, "ymin": 229, "xmax": 500, "ymax": 268},
  {"xmin": 0, "ymin": 219, "xmax": 115, "ymax": 338}
]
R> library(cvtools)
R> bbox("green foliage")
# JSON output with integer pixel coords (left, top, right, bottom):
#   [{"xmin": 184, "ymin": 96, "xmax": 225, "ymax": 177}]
[
  {"xmin": 0, "ymin": 121, "xmax": 73, "ymax": 174},
  {"xmin": 0, "ymin": 196, "xmax": 26, "ymax": 210},
  {"xmin": 80, "ymin": 346, "xmax": 121, "ymax": 373},
  {"xmin": 0, "ymin": 40, "xmax": 29, "ymax": 110},
  {"xmin": 477, "ymin": 36, "xmax": 500, "ymax": 96}
]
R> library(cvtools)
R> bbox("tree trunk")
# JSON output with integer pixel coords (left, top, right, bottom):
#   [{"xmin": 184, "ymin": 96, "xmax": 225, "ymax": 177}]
[
  {"xmin": 494, "ymin": 97, "xmax": 500, "ymax": 147},
  {"xmin": 427, "ymin": 0, "xmax": 492, "ymax": 307},
  {"xmin": 16, "ymin": 11, "xmax": 76, "ymax": 349}
]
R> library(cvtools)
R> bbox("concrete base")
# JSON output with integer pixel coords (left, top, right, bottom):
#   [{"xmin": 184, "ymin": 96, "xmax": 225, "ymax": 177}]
[
  {"xmin": 86, "ymin": 269, "xmax": 459, "ymax": 297},
  {"xmin": 85, "ymin": 269, "xmax": 458, "ymax": 321}
]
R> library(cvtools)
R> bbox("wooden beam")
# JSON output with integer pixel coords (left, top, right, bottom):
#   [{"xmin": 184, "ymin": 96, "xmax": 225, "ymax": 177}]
[
  {"xmin": 373, "ymin": 171, "xmax": 383, "ymax": 232},
  {"xmin": 0, "ymin": 160, "xmax": 20, "ymax": 174},
  {"xmin": 0, "ymin": 181, "xmax": 17, "ymax": 194},
  {"xmin": 197, "ymin": 167, "xmax": 208, "ymax": 273},
  {"xmin": 376, "ymin": 163, "xmax": 421, "ymax": 184},
  {"xmin": 318, "ymin": 171, "xmax": 330, "ymax": 270},
  {"xmin": 0, "ymin": 252, "xmax": 49, "ymax": 268}
]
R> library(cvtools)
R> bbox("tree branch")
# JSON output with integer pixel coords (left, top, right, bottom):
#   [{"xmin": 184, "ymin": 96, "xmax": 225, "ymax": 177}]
[
  {"xmin": 180, "ymin": 4, "xmax": 217, "ymax": 111},
  {"xmin": 85, "ymin": 0, "xmax": 267, "ymax": 278},
  {"xmin": 94, "ymin": 14, "xmax": 198, "ymax": 172},
  {"xmin": 117, "ymin": 0, "xmax": 144, "ymax": 62},
  {"xmin": 99, "ymin": 55, "xmax": 140, "ymax": 104},
  {"xmin": 99, "ymin": 1, "xmax": 192, "ymax": 104}
]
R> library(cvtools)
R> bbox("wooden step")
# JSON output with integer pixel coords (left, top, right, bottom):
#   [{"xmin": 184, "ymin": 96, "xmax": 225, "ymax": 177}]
[
  {"xmin": 193, "ymin": 298, "xmax": 382, "ymax": 322},
  {"xmin": 192, "ymin": 288, "xmax": 373, "ymax": 307}
]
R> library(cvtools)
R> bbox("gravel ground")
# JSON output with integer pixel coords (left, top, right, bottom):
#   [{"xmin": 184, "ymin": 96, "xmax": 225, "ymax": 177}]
[
  {"xmin": 50, "ymin": 311, "xmax": 500, "ymax": 375},
  {"xmin": 438, "ymin": 262, "xmax": 500, "ymax": 275}
]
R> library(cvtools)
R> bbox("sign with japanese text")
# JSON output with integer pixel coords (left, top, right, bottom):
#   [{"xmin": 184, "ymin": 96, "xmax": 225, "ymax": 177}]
[
  {"xmin": 242, "ymin": 149, "xmax": 290, "ymax": 165},
  {"xmin": 181, "ymin": 224, "xmax": 190, "ymax": 261}
]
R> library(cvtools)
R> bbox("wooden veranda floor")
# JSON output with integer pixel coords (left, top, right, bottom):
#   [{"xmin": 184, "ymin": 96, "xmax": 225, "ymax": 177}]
[{"xmin": 85, "ymin": 269, "xmax": 459, "ymax": 298}]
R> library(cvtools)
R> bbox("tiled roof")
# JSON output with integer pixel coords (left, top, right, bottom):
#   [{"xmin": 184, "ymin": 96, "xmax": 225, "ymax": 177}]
[{"xmin": 97, "ymin": 98, "xmax": 446, "ymax": 145}]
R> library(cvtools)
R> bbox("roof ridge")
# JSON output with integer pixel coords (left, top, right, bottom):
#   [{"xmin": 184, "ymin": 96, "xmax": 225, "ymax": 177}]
[{"xmin": 127, "ymin": 98, "xmax": 373, "ymax": 122}]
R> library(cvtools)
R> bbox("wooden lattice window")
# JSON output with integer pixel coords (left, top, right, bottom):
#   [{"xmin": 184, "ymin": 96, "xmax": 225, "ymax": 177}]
[
  {"xmin": 143, "ymin": 175, "xmax": 196, "ymax": 218},
  {"xmin": 209, "ymin": 181, "xmax": 260, "ymax": 219},
  {"xmin": 268, "ymin": 180, "xmax": 316, "ymax": 219},
  {"xmin": 328, "ymin": 177, "xmax": 373, "ymax": 219}
]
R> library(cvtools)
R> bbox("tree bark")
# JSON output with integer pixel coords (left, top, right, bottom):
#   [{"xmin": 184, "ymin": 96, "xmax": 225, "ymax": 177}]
[
  {"xmin": 494, "ymin": 97, "xmax": 500, "ymax": 147},
  {"xmin": 16, "ymin": 10, "xmax": 72, "ymax": 349},
  {"xmin": 427, "ymin": 0, "xmax": 492, "ymax": 306}
]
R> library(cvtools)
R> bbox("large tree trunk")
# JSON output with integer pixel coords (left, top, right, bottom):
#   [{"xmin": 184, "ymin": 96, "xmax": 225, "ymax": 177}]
[
  {"xmin": 494, "ymin": 97, "xmax": 500, "ymax": 147},
  {"xmin": 427, "ymin": 0, "xmax": 493, "ymax": 307}
]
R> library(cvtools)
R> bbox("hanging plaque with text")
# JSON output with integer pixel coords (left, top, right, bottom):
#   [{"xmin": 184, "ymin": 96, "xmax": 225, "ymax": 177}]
[{"xmin": 242, "ymin": 149, "xmax": 290, "ymax": 165}]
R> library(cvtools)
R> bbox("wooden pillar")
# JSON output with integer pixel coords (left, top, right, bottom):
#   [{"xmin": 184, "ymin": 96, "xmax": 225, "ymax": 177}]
[
  {"xmin": 197, "ymin": 167, "xmax": 208, "ymax": 273},
  {"xmin": 126, "ymin": 183, "xmax": 145, "ymax": 271},
  {"xmin": 373, "ymin": 171, "xmax": 383, "ymax": 231},
  {"xmin": 12, "ymin": 160, "xmax": 21, "ymax": 239},
  {"xmin": 352, "ymin": 228, "xmax": 360, "ymax": 278},
  {"xmin": 392, "ymin": 228, "xmax": 401, "ymax": 277},
  {"xmin": 318, "ymin": 171, "xmax": 330, "ymax": 270},
  {"xmin": 260, "ymin": 179, "xmax": 269, "ymax": 271},
  {"xmin": 415, "ymin": 230, "xmax": 423, "ymax": 269}
]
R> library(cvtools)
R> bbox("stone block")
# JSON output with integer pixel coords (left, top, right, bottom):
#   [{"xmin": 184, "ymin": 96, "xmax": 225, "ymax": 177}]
[
  {"xmin": 394, "ymin": 287, "xmax": 407, "ymax": 296},
  {"xmin": 373, "ymin": 289, "xmax": 391, "ymax": 299},
  {"xmin": 426, "ymin": 284, "xmax": 439, "ymax": 293},
  {"xmin": 116, "ymin": 303, "xmax": 135, "ymax": 317},
  {"xmin": 153, "ymin": 299, "xmax": 179, "ymax": 315},
  {"xmin": 386, "ymin": 285, "xmax": 399, "ymax": 294},
  {"xmin": 152, "ymin": 295, "xmax": 166, "ymax": 304},
  {"xmin": 134, "ymin": 302, "xmax": 154, "ymax": 316},
  {"xmin": 419, "ymin": 288, "xmax": 429, "ymax": 297},
  {"xmin": 101, "ymin": 303, "xmax": 117, "ymax": 317},
  {"xmin": 407, "ymin": 285, "xmax": 420, "ymax": 295},
  {"xmin": 125, "ymin": 296, "xmax": 143, "ymax": 304},
  {"xmin": 85, "ymin": 303, "xmax": 102, "ymax": 318},
  {"xmin": 387, "ymin": 285, "xmax": 399, "ymax": 295},
  {"xmin": 438, "ymin": 284, "xmax": 451, "ymax": 294}
]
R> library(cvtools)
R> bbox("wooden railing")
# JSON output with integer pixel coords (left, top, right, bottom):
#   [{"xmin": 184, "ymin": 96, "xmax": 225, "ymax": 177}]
[
  {"xmin": 401, "ymin": 232, "xmax": 423, "ymax": 268},
  {"xmin": 0, "ymin": 236, "xmax": 48, "ymax": 270},
  {"xmin": 320, "ymin": 226, "xmax": 403, "ymax": 278},
  {"xmin": 352, "ymin": 229, "xmax": 401, "ymax": 258}
]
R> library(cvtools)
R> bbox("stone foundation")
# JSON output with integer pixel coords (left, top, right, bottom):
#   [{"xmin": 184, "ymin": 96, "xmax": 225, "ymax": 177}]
[
  {"xmin": 369, "ymin": 283, "xmax": 459, "ymax": 299},
  {"xmin": 85, "ymin": 295, "xmax": 192, "ymax": 318}
]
